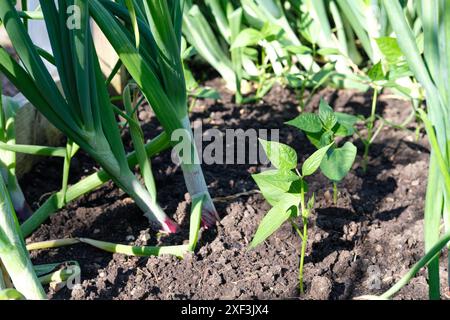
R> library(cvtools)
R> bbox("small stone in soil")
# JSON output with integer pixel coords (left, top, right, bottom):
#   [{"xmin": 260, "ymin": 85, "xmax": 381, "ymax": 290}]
[
  {"xmin": 308, "ymin": 276, "xmax": 332, "ymax": 300},
  {"xmin": 70, "ymin": 284, "xmax": 85, "ymax": 300},
  {"xmin": 210, "ymin": 240, "xmax": 225, "ymax": 252}
]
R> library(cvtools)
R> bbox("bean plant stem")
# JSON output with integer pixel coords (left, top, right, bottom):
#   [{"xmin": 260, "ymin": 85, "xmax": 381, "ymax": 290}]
[
  {"xmin": 290, "ymin": 220, "xmax": 303, "ymax": 241},
  {"xmin": 298, "ymin": 177, "xmax": 308, "ymax": 294},
  {"xmin": 363, "ymin": 88, "xmax": 379, "ymax": 172},
  {"xmin": 333, "ymin": 182, "xmax": 338, "ymax": 205},
  {"xmin": 299, "ymin": 216, "xmax": 308, "ymax": 295}
]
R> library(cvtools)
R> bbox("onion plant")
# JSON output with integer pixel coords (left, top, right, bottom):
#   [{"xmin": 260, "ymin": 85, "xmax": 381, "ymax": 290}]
[
  {"xmin": 182, "ymin": 1, "xmax": 239, "ymax": 92},
  {"xmin": 0, "ymin": 94, "xmax": 33, "ymax": 221},
  {"xmin": 0, "ymin": 173, "xmax": 46, "ymax": 300},
  {"xmin": 89, "ymin": 0, "xmax": 218, "ymax": 227},
  {"xmin": 0, "ymin": 0, "xmax": 179, "ymax": 232},
  {"xmin": 381, "ymin": 0, "xmax": 450, "ymax": 299}
]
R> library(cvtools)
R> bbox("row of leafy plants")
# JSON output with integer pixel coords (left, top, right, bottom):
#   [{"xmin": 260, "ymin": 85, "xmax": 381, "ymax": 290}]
[{"xmin": 0, "ymin": 0, "xmax": 448, "ymax": 300}]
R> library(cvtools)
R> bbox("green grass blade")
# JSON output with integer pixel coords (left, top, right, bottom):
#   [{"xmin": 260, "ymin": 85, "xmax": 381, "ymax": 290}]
[
  {"xmin": 0, "ymin": 47, "xmax": 82, "ymax": 142},
  {"xmin": 0, "ymin": 0, "xmax": 80, "ymax": 130}
]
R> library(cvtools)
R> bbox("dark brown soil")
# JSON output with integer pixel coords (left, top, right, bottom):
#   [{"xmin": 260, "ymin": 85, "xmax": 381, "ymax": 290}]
[{"xmin": 22, "ymin": 79, "xmax": 448, "ymax": 300}]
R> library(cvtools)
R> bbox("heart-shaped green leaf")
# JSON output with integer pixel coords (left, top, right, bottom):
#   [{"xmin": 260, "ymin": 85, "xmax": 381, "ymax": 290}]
[
  {"xmin": 286, "ymin": 113, "xmax": 322, "ymax": 133},
  {"xmin": 259, "ymin": 139, "xmax": 297, "ymax": 170},
  {"xmin": 368, "ymin": 61, "xmax": 386, "ymax": 82},
  {"xmin": 320, "ymin": 142, "xmax": 357, "ymax": 182}
]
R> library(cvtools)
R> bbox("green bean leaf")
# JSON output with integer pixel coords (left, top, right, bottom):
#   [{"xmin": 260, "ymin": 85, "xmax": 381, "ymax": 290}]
[
  {"xmin": 319, "ymin": 99, "xmax": 337, "ymax": 130},
  {"xmin": 252, "ymin": 169, "xmax": 300, "ymax": 206},
  {"xmin": 259, "ymin": 139, "xmax": 298, "ymax": 170},
  {"xmin": 320, "ymin": 142, "xmax": 357, "ymax": 182},
  {"xmin": 286, "ymin": 113, "xmax": 322, "ymax": 133},
  {"xmin": 250, "ymin": 193, "xmax": 300, "ymax": 248},
  {"xmin": 368, "ymin": 61, "xmax": 386, "ymax": 82},
  {"xmin": 302, "ymin": 143, "xmax": 333, "ymax": 177}
]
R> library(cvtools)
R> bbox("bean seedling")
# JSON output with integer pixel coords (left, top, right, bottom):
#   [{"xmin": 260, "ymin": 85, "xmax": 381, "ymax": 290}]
[
  {"xmin": 286, "ymin": 99, "xmax": 357, "ymax": 204},
  {"xmin": 250, "ymin": 138, "xmax": 333, "ymax": 294}
]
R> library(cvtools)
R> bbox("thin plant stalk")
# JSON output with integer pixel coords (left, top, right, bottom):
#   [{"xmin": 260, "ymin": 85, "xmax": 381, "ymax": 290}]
[
  {"xmin": 60, "ymin": 140, "xmax": 78, "ymax": 207},
  {"xmin": 363, "ymin": 88, "xmax": 379, "ymax": 172},
  {"xmin": 333, "ymin": 182, "xmax": 338, "ymax": 205},
  {"xmin": 229, "ymin": 7, "xmax": 244, "ymax": 104},
  {"xmin": 292, "ymin": 175, "xmax": 310, "ymax": 295},
  {"xmin": 298, "ymin": 216, "xmax": 308, "ymax": 295}
]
